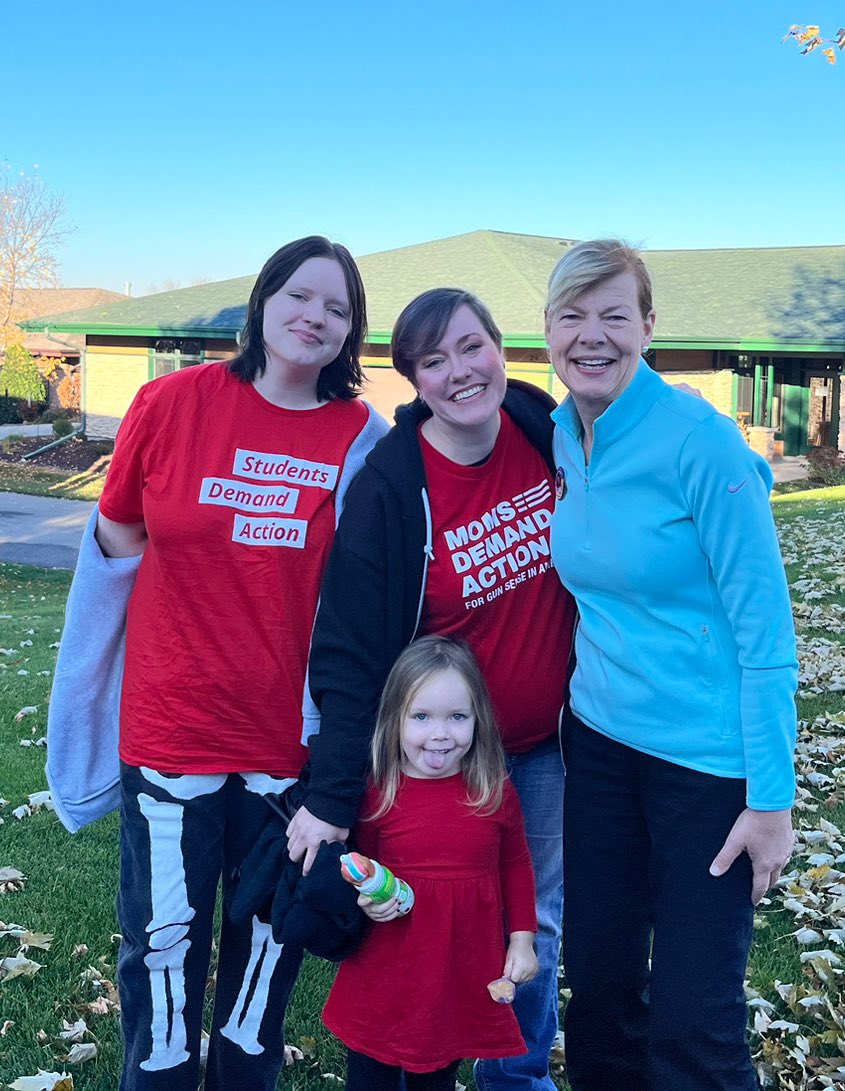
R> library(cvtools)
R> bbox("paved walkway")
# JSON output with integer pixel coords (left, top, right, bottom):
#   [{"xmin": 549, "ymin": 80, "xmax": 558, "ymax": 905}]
[
  {"xmin": 0, "ymin": 491, "xmax": 95, "ymax": 570},
  {"xmin": 772, "ymin": 456, "xmax": 810, "ymax": 484},
  {"xmin": 0, "ymin": 422, "xmax": 58, "ymax": 441}
]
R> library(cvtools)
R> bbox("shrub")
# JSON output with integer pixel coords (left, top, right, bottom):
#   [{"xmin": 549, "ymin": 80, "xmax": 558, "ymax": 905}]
[
  {"xmin": 2, "ymin": 344, "xmax": 47, "ymax": 403},
  {"xmin": 806, "ymin": 445, "xmax": 845, "ymax": 486},
  {"xmin": 16, "ymin": 398, "xmax": 46, "ymax": 423},
  {"xmin": 57, "ymin": 371, "xmax": 81, "ymax": 412},
  {"xmin": 52, "ymin": 416, "xmax": 75, "ymax": 438},
  {"xmin": 0, "ymin": 394, "xmax": 21, "ymax": 424}
]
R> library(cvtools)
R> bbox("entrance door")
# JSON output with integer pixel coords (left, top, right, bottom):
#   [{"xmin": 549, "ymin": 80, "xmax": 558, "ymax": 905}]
[{"xmin": 808, "ymin": 375, "xmax": 835, "ymax": 448}]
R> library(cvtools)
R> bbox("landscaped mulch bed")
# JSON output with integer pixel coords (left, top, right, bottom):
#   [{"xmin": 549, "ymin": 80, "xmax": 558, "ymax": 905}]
[{"xmin": 0, "ymin": 435, "xmax": 112, "ymax": 473}]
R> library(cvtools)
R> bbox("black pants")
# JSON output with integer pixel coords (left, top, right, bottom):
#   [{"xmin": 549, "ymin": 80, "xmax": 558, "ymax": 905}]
[
  {"xmin": 346, "ymin": 1050, "xmax": 461, "ymax": 1090},
  {"xmin": 117, "ymin": 764, "xmax": 302, "ymax": 1091},
  {"xmin": 562, "ymin": 716, "xmax": 758, "ymax": 1091}
]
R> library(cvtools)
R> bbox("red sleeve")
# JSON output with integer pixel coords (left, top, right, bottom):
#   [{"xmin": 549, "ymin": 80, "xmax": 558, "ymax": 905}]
[
  {"xmin": 499, "ymin": 781, "xmax": 538, "ymax": 934},
  {"xmin": 99, "ymin": 380, "xmax": 161, "ymax": 524}
]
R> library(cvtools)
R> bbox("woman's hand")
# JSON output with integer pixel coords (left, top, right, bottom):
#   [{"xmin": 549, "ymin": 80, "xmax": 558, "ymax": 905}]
[
  {"xmin": 503, "ymin": 931, "xmax": 539, "ymax": 984},
  {"xmin": 357, "ymin": 894, "xmax": 401, "ymax": 922},
  {"xmin": 709, "ymin": 807, "xmax": 794, "ymax": 904},
  {"xmin": 285, "ymin": 805, "xmax": 349, "ymax": 876},
  {"xmin": 95, "ymin": 513, "xmax": 147, "ymax": 558}
]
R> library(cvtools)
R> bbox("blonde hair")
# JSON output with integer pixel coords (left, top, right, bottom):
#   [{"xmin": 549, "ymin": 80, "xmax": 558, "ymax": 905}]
[
  {"xmin": 368, "ymin": 636, "xmax": 506, "ymax": 820},
  {"xmin": 546, "ymin": 238, "xmax": 653, "ymax": 321}
]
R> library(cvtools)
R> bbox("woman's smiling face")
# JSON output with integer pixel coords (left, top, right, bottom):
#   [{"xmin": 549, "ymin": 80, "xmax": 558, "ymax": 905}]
[
  {"xmin": 412, "ymin": 304, "xmax": 507, "ymax": 433},
  {"xmin": 545, "ymin": 272, "xmax": 655, "ymax": 417}
]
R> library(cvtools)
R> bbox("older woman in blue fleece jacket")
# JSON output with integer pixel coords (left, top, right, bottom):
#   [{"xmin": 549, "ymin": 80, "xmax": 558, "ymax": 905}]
[{"xmin": 546, "ymin": 239, "xmax": 798, "ymax": 1091}]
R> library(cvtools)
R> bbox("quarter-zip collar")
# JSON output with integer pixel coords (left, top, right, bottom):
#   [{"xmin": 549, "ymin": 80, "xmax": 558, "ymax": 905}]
[{"xmin": 552, "ymin": 358, "xmax": 660, "ymax": 452}]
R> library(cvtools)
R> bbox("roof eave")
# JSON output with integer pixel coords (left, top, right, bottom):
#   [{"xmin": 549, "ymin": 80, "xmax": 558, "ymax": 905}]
[
  {"xmin": 20, "ymin": 321, "xmax": 242, "ymax": 339},
  {"xmin": 656, "ymin": 338, "xmax": 845, "ymax": 353}
]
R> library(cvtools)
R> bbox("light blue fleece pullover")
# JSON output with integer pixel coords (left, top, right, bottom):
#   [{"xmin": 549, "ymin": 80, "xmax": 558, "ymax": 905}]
[{"xmin": 550, "ymin": 361, "xmax": 797, "ymax": 810}]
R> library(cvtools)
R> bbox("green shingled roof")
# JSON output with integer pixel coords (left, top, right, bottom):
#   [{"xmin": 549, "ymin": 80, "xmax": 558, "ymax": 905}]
[{"xmin": 23, "ymin": 230, "xmax": 845, "ymax": 351}]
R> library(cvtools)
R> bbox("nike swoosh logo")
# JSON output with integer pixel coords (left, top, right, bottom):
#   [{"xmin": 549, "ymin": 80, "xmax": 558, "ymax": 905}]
[{"xmin": 728, "ymin": 477, "xmax": 749, "ymax": 494}]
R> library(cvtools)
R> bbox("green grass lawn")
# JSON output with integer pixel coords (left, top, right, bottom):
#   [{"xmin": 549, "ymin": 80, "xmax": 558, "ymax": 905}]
[
  {"xmin": 1, "ymin": 494, "xmax": 844, "ymax": 1089},
  {"xmin": 0, "ymin": 463, "xmax": 104, "ymax": 502}
]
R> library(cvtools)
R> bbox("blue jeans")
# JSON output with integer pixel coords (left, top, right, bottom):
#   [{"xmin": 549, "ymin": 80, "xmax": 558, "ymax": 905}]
[
  {"xmin": 561, "ymin": 716, "xmax": 757, "ymax": 1091},
  {"xmin": 475, "ymin": 736, "xmax": 564, "ymax": 1091}
]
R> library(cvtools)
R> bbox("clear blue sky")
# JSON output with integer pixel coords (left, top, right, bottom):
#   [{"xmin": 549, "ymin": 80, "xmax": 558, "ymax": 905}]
[{"xmin": 5, "ymin": 0, "xmax": 844, "ymax": 294}]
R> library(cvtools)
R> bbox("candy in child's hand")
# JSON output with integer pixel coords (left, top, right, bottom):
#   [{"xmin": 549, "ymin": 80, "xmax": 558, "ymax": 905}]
[{"xmin": 487, "ymin": 977, "xmax": 515, "ymax": 1004}]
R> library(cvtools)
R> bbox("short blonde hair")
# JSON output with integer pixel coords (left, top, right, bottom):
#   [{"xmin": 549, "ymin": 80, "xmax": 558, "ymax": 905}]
[{"xmin": 546, "ymin": 239, "xmax": 653, "ymax": 321}]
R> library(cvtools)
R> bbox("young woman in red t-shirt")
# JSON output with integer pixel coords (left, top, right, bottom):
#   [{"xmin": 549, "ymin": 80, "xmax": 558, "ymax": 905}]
[
  {"xmin": 88, "ymin": 237, "xmax": 387, "ymax": 1091},
  {"xmin": 323, "ymin": 636, "xmax": 538, "ymax": 1090}
]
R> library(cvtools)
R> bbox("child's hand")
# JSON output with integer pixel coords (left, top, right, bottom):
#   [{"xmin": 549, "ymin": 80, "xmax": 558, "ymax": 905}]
[
  {"xmin": 358, "ymin": 894, "xmax": 402, "ymax": 922},
  {"xmin": 504, "ymin": 931, "xmax": 538, "ymax": 984}
]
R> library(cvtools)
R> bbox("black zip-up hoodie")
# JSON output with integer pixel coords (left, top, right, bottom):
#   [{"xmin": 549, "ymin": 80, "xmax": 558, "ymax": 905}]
[{"xmin": 304, "ymin": 380, "xmax": 557, "ymax": 828}]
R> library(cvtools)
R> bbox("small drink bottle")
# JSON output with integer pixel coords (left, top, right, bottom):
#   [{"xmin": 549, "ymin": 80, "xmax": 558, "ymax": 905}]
[{"xmin": 340, "ymin": 851, "xmax": 415, "ymax": 914}]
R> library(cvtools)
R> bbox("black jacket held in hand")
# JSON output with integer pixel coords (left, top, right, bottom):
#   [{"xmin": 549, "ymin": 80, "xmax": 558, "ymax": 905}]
[{"xmin": 304, "ymin": 381, "xmax": 557, "ymax": 829}]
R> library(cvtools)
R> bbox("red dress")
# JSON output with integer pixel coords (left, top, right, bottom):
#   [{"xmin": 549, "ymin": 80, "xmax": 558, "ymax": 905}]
[{"xmin": 323, "ymin": 774, "xmax": 537, "ymax": 1072}]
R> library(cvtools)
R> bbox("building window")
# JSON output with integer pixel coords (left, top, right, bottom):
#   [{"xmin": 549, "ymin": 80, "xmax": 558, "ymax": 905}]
[{"xmin": 153, "ymin": 338, "xmax": 202, "ymax": 378}]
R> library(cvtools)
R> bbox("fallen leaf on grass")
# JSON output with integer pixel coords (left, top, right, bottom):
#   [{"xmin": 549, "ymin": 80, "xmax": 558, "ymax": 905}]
[
  {"xmin": 14, "ymin": 706, "xmax": 38, "ymax": 721},
  {"xmin": 19, "ymin": 934, "xmax": 52, "ymax": 954},
  {"xmin": 58, "ymin": 1018, "xmax": 88, "ymax": 1042},
  {"xmin": 78, "ymin": 967, "xmax": 120, "ymax": 1010},
  {"xmin": 13, "ymin": 793, "xmax": 54, "ymax": 821},
  {"xmin": 0, "ymin": 954, "xmax": 43, "ymax": 981},
  {"xmin": 65, "ymin": 1043, "xmax": 97, "ymax": 1064},
  {"xmin": 19, "ymin": 737, "xmax": 47, "ymax": 748},
  {"xmin": 0, "ymin": 866, "xmax": 27, "ymax": 893},
  {"xmin": 83, "ymin": 996, "xmax": 112, "ymax": 1016},
  {"xmin": 71, "ymin": 944, "xmax": 88, "ymax": 959},
  {"xmin": 284, "ymin": 1044, "xmax": 304, "ymax": 1065},
  {"xmin": 7, "ymin": 1072, "xmax": 73, "ymax": 1090},
  {"xmin": 0, "ymin": 1017, "xmax": 14, "ymax": 1036},
  {"xmin": 298, "ymin": 1035, "xmax": 317, "ymax": 1058}
]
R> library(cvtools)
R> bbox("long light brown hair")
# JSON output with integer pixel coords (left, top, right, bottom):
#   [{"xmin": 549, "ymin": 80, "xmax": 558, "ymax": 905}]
[{"xmin": 368, "ymin": 636, "xmax": 506, "ymax": 820}]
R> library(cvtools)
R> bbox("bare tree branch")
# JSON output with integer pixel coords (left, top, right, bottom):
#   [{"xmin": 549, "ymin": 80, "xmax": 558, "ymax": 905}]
[{"xmin": 0, "ymin": 167, "xmax": 73, "ymax": 345}]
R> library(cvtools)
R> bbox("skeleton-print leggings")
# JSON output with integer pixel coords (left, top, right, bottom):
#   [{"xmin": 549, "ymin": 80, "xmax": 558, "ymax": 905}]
[{"xmin": 117, "ymin": 762, "xmax": 303, "ymax": 1091}]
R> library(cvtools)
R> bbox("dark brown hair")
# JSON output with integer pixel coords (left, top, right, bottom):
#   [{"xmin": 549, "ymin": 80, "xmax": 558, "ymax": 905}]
[
  {"xmin": 391, "ymin": 287, "xmax": 502, "ymax": 386},
  {"xmin": 229, "ymin": 235, "xmax": 366, "ymax": 401}
]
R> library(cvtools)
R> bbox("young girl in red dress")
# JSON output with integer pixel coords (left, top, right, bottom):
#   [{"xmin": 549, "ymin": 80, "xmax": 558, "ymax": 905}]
[{"xmin": 323, "ymin": 636, "xmax": 538, "ymax": 1091}]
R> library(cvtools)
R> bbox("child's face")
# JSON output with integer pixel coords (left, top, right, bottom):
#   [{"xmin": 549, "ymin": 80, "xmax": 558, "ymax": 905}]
[{"xmin": 400, "ymin": 668, "xmax": 476, "ymax": 780}]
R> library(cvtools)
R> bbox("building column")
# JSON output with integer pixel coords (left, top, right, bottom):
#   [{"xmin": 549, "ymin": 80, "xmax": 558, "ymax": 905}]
[{"xmin": 838, "ymin": 371, "xmax": 845, "ymax": 452}]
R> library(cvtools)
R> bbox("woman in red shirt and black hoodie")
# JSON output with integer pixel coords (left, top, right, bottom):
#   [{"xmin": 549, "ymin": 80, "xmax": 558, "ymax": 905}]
[{"xmin": 289, "ymin": 287, "xmax": 576, "ymax": 1091}]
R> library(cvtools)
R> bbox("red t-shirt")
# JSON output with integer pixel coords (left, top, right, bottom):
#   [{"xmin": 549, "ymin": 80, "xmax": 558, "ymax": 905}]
[
  {"xmin": 420, "ymin": 412, "xmax": 575, "ymax": 752},
  {"xmin": 99, "ymin": 362, "xmax": 369, "ymax": 776}
]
